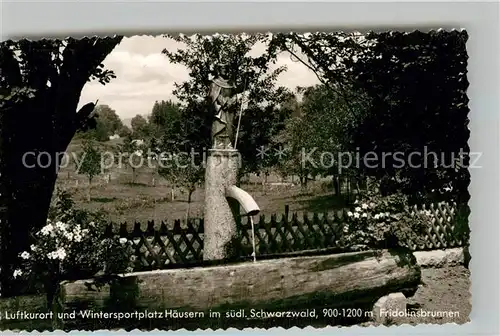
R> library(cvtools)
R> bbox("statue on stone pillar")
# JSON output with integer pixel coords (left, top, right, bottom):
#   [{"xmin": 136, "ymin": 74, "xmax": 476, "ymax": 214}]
[{"xmin": 209, "ymin": 69, "xmax": 238, "ymax": 149}]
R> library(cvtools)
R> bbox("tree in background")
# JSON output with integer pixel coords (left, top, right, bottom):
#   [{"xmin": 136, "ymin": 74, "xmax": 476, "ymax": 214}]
[
  {"xmin": 78, "ymin": 140, "xmax": 102, "ymax": 201},
  {"xmin": 350, "ymin": 30, "xmax": 470, "ymax": 203},
  {"xmin": 148, "ymin": 100, "xmax": 182, "ymax": 139},
  {"xmin": 117, "ymin": 125, "xmax": 132, "ymax": 138},
  {"xmin": 0, "ymin": 36, "xmax": 122, "ymax": 296},
  {"xmin": 79, "ymin": 104, "xmax": 124, "ymax": 141},
  {"xmin": 271, "ymin": 31, "xmax": 469, "ymax": 204},
  {"xmin": 130, "ymin": 114, "xmax": 150, "ymax": 138},
  {"xmin": 121, "ymin": 136, "xmax": 144, "ymax": 184}
]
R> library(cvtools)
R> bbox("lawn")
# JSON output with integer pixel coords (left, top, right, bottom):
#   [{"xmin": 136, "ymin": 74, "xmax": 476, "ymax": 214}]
[{"xmin": 56, "ymin": 163, "xmax": 348, "ymax": 230}]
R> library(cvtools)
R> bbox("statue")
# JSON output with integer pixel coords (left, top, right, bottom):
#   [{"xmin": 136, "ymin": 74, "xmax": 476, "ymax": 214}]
[{"xmin": 209, "ymin": 70, "xmax": 237, "ymax": 149}]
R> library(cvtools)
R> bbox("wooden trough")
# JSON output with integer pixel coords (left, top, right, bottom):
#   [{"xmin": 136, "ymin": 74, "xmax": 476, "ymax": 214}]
[{"xmin": 58, "ymin": 249, "xmax": 421, "ymax": 329}]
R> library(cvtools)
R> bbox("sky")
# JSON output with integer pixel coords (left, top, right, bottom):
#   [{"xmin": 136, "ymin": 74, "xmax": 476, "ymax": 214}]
[{"xmin": 78, "ymin": 35, "xmax": 320, "ymax": 121}]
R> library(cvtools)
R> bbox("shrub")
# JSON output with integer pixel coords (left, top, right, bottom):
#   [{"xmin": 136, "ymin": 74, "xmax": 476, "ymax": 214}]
[
  {"xmin": 14, "ymin": 189, "xmax": 135, "ymax": 309},
  {"xmin": 338, "ymin": 181, "xmax": 431, "ymax": 250}
]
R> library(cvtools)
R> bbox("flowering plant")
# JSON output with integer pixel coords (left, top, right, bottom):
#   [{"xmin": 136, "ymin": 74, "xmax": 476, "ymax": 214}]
[
  {"xmin": 339, "ymin": 183, "xmax": 432, "ymax": 250},
  {"xmin": 14, "ymin": 189, "xmax": 136, "ymax": 308}
]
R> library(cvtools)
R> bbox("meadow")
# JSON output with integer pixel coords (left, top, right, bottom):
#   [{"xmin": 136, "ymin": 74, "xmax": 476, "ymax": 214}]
[{"xmin": 56, "ymin": 139, "xmax": 349, "ymax": 229}]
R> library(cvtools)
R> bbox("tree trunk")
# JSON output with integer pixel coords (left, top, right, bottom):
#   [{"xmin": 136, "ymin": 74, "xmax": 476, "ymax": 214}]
[
  {"xmin": 186, "ymin": 188, "xmax": 194, "ymax": 222},
  {"xmin": 0, "ymin": 36, "xmax": 123, "ymax": 297},
  {"xmin": 333, "ymin": 176, "xmax": 340, "ymax": 195},
  {"xmin": 61, "ymin": 249, "xmax": 421, "ymax": 323}
]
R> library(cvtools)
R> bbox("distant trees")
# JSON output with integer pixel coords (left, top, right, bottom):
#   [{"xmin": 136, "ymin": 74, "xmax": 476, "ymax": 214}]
[
  {"xmin": 79, "ymin": 104, "xmax": 124, "ymax": 141},
  {"xmin": 130, "ymin": 114, "xmax": 150, "ymax": 138},
  {"xmin": 148, "ymin": 100, "xmax": 182, "ymax": 139},
  {"xmin": 271, "ymin": 31, "xmax": 470, "ymax": 203}
]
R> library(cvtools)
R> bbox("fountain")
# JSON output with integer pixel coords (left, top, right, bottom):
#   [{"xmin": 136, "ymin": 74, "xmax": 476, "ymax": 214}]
[{"xmin": 202, "ymin": 68, "xmax": 260, "ymax": 261}]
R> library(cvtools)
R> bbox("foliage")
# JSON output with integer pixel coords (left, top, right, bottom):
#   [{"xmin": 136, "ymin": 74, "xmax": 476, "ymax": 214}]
[
  {"xmin": 130, "ymin": 114, "xmax": 150, "ymax": 138},
  {"xmin": 148, "ymin": 100, "xmax": 182, "ymax": 139},
  {"xmin": 272, "ymin": 31, "xmax": 470, "ymax": 203},
  {"xmin": 78, "ymin": 139, "xmax": 102, "ymax": 182},
  {"xmin": 79, "ymin": 104, "xmax": 124, "ymax": 141},
  {"xmin": 0, "ymin": 36, "xmax": 122, "ymax": 296},
  {"xmin": 77, "ymin": 139, "xmax": 102, "ymax": 201},
  {"xmin": 351, "ymin": 30, "xmax": 470, "ymax": 203},
  {"xmin": 14, "ymin": 189, "xmax": 134, "ymax": 307},
  {"xmin": 339, "ymin": 180, "xmax": 430, "ymax": 250},
  {"xmin": 120, "ymin": 136, "xmax": 146, "ymax": 184}
]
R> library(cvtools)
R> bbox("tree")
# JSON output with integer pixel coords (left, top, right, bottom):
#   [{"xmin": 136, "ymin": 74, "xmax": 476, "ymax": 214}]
[
  {"xmin": 271, "ymin": 31, "xmax": 470, "ymax": 203},
  {"xmin": 349, "ymin": 31, "xmax": 470, "ymax": 203},
  {"xmin": 121, "ymin": 136, "xmax": 144, "ymax": 184},
  {"xmin": 0, "ymin": 36, "xmax": 122, "ymax": 296},
  {"xmin": 161, "ymin": 33, "xmax": 291, "ymax": 178},
  {"xmin": 158, "ymin": 152, "xmax": 204, "ymax": 221},
  {"xmin": 148, "ymin": 100, "xmax": 182, "ymax": 139},
  {"xmin": 117, "ymin": 125, "xmax": 132, "ymax": 138},
  {"xmin": 130, "ymin": 114, "xmax": 150, "ymax": 138},
  {"xmin": 78, "ymin": 140, "xmax": 102, "ymax": 201},
  {"xmin": 80, "ymin": 104, "xmax": 123, "ymax": 141}
]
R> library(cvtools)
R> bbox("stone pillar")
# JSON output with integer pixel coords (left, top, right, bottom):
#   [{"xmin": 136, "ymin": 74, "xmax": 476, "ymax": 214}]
[{"xmin": 203, "ymin": 149, "xmax": 241, "ymax": 261}]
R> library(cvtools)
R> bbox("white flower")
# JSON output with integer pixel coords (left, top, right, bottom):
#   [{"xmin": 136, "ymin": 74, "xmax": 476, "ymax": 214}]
[
  {"xmin": 361, "ymin": 203, "xmax": 368, "ymax": 210},
  {"xmin": 65, "ymin": 232, "xmax": 74, "ymax": 241},
  {"xmin": 385, "ymin": 212, "xmax": 390, "ymax": 217},
  {"xmin": 347, "ymin": 211, "xmax": 353, "ymax": 217},
  {"xmin": 355, "ymin": 207, "xmax": 362, "ymax": 212},
  {"xmin": 378, "ymin": 213, "xmax": 385, "ymax": 218},
  {"xmin": 40, "ymin": 224, "xmax": 54, "ymax": 236},
  {"xmin": 362, "ymin": 213, "xmax": 368, "ymax": 218},
  {"xmin": 13, "ymin": 269, "xmax": 23, "ymax": 278},
  {"xmin": 48, "ymin": 248, "xmax": 67, "ymax": 261},
  {"xmin": 55, "ymin": 221, "xmax": 67, "ymax": 231},
  {"xmin": 20, "ymin": 251, "xmax": 30, "ymax": 260},
  {"xmin": 353, "ymin": 212, "xmax": 360, "ymax": 219},
  {"xmin": 30, "ymin": 244, "xmax": 37, "ymax": 252},
  {"xmin": 343, "ymin": 225, "xmax": 349, "ymax": 233},
  {"xmin": 374, "ymin": 214, "xmax": 380, "ymax": 220},
  {"xmin": 369, "ymin": 202, "xmax": 376, "ymax": 208},
  {"xmin": 354, "ymin": 199, "xmax": 358, "ymax": 204},
  {"xmin": 119, "ymin": 238, "xmax": 128, "ymax": 244},
  {"xmin": 74, "ymin": 234, "xmax": 82, "ymax": 243},
  {"xmin": 82, "ymin": 229, "xmax": 90, "ymax": 235},
  {"xmin": 56, "ymin": 248, "xmax": 67, "ymax": 260}
]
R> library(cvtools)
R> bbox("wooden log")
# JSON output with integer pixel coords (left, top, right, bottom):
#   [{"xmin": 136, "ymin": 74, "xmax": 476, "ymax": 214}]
[{"xmin": 60, "ymin": 249, "xmax": 420, "ymax": 320}]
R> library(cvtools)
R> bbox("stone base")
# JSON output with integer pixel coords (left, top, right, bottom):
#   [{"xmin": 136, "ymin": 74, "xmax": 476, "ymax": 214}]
[{"xmin": 413, "ymin": 247, "xmax": 465, "ymax": 268}]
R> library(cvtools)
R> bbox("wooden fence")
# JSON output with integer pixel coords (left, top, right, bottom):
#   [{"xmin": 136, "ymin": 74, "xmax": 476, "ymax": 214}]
[{"xmin": 104, "ymin": 202, "xmax": 467, "ymax": 272}]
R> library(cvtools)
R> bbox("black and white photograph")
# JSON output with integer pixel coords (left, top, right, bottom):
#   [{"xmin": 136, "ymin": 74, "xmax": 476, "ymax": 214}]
[{"xmin": 0, "ymin": 30, "xmax": 471, "ymax": 331}]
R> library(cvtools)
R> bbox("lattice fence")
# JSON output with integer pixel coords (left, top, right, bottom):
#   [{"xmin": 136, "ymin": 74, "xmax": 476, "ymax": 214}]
[{"xmin": 106, "ymin": 202, "xmax": 467, "ymax": 271}]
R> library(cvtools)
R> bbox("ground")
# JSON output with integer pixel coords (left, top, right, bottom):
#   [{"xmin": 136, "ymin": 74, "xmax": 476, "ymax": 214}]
[
  {"xmin": 56, "ymin": 156, "xmax": 347, "ymax": 229},
  {"xmin": 0, "ymin": 265, "xmax": 471, "ymax": 331}
]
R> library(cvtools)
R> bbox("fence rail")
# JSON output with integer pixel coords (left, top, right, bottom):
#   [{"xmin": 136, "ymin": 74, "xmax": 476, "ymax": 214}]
[{"xmin": 104, "ymin": 202, "xmax": 467, "ymax": 271}]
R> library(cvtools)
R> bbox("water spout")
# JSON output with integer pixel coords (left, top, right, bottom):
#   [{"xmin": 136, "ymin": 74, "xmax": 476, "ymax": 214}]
[{"xmin": 225, "ymin": 185, "xmax": 260, "ymax": 216}]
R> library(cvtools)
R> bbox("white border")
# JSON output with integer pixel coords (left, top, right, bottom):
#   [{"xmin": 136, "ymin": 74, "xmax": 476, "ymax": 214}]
[{"xmin": 1, "ymin": 1, "xmax": 499, "ymax": 335}]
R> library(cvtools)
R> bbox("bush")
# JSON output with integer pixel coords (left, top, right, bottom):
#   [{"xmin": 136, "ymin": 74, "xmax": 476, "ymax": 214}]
[
  {"xmin": 14, "ymin": 189, "xmax": 135, "ymax": 309},
  {"xmin": 338, "ymin": 181, "xmax": 431, "ymax": 250}
]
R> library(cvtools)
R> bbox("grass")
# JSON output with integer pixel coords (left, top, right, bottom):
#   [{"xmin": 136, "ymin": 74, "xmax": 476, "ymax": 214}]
[{"xmin": 56, "ymin": 163, "xmax": 349, "ymax": 229}]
